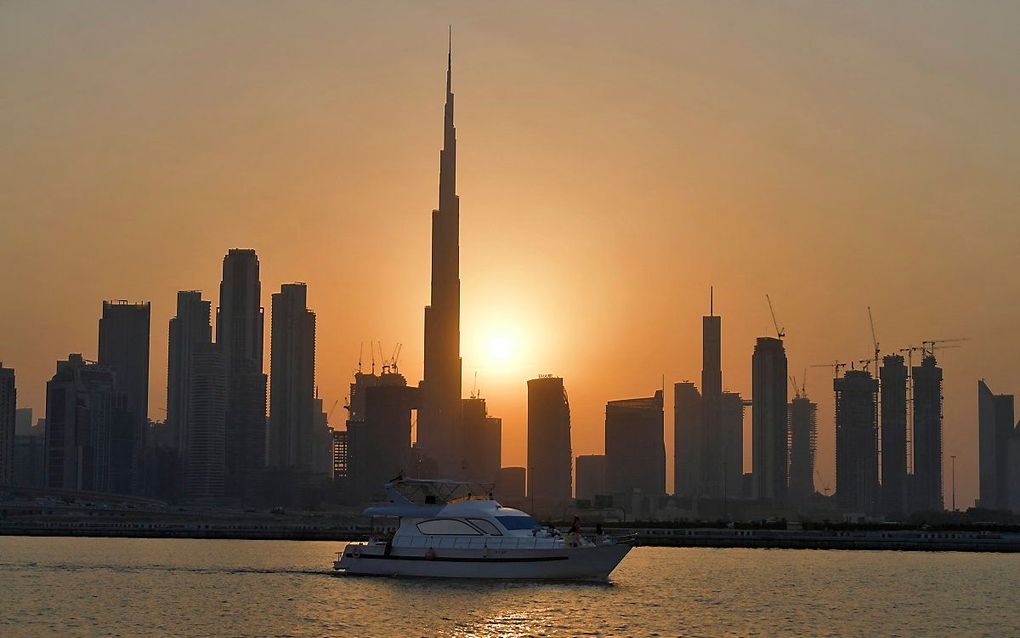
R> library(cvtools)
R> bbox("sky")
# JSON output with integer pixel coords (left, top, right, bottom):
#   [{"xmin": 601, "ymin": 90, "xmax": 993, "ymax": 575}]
[{"xmin": 2, "ymin": 1, "xmax": 1019, "ymax": 507}]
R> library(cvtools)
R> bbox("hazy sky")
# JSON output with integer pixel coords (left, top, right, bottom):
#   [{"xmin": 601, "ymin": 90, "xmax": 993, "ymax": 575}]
[{"xmin": 3, "ymin": 1, "xmax": 1019, "ymax": 507}]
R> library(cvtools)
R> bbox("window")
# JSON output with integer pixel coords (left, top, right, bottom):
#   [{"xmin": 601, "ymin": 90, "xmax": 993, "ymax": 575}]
[
  {"xmin": 468, "ymin": 519, "xmax": 502, "ymax": 535},
  {"xmin": 495, "ymin": 515, "xmax": 541, "ymax": 531},
  {"xmin": 416, "ymin": 519, "xmax": 481, "ymax": 536}
]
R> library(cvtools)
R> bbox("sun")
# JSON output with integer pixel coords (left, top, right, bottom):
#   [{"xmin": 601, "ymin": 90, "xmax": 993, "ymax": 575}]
[{"xmin": 488, "ymin": 335, "xmax": 515, "ymax": 364}]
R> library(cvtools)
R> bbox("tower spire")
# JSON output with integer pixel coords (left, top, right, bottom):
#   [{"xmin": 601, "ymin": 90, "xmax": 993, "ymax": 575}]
[{"xmin": 447, "ymin": 26, "xmax": 452, "ymax": 95}]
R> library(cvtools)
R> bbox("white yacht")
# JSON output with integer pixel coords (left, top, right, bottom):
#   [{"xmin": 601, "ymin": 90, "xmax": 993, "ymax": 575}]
[{"xmin": 333, "ymin": 478, "xmax": 633, "ymax": 581}]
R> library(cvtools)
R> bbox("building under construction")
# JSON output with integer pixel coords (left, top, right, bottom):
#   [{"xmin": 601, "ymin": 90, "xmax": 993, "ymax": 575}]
[
  {"xmin": 835, "ymin": 369, "xmax": 880, "ymax": 513},
  {"xmin": 911, "ymin": 355, "xmax": 944, "ymax": 512},
  {"xmin": 880, "ymin": 354, "xmax": 909, "ymax": 518},
  {"xmin": 787, "ymin": 394, "xmax": 817, "ymax": 505}
]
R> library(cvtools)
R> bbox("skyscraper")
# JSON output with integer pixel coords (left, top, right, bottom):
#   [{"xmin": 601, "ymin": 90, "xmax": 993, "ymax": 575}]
[
  {"xmin": 752, "ymin": 336, "xmax": 788, "ymax": 502},
  {"xmin": 673, "ymin": 381, "xmax": 701, "ymax": 497},
  {"xmin": 44, "ymin": 354, "xmax": 132, "ymax": 492},
  {"xmin": 98, "ymin": 300, "xmax": 150, "ymax": 488},
  {"xmin": 835, "ymin": 369, "xmax": 880, "ymax": 512},
  {"xmin": 787, "ymin": 395, "xmax": 817, "ymax": 505},
  {"xmin": 268, "ymin": 283, "xmax": 317, "ymax": 471},
  {"xmin": 911, "ymin": 354, "xmax": 944, "ymax": 512},
  {"xmin": 185, "ymin": 343, "xmax": 226, "ymax": 500},
  {"xmin": 0, "ymin": 364, "xmax": 14, "ymax": 485},
  {"xmin": 701, "ymin": 303, "xmax": 723, "ymax": 496},
  {"xmin": 526, "ymin": 376, "xmax": 572, "ymax": 508},
  {"xmin": 720, "ymin": 391, "xmax": 745, "ymax": 500},
  {"xmin": 217, "ymin": 248, "xmax": 267, "ymax": 501},
  {"xmin": 345, "ymin": 369, "xmax": 416, "ymax": 501},
  {"xmin": 419, "ymin": 39, "xmax": 464, "ymax": 478},
  {"xmin": 880, "ymin": 354, "xmax": 908, "ymax": 517},
  {"xmin": 462, "ymin": 396, "xmax": 501, "ymax": 486},
  {"xmin": 167, "ymin": 291, "xmax": 213, "ymax": 453},
  {"xmin": 977, "ymin": 380, "xmax": 1015, "ymax": 510},
  {"xmin": 605, "ymin": 390, "xmax": 665, "ymax": 497}
]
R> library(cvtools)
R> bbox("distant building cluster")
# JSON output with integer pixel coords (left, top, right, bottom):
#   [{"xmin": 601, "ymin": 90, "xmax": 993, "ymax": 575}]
[{"xmin": 1, "ymin": 45, "xmax": 1015, "ymax": 525}]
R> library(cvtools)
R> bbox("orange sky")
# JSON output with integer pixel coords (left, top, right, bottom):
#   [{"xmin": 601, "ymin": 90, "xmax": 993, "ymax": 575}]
[{"xmin": 2, "ymin": 2, "xmax": 1019, "ymax": 507}]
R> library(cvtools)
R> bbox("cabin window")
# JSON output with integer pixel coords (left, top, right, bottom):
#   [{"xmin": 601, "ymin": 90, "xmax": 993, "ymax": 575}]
[
  {"xmin": 495, "ymin": 515, "xmax": 541, "ymax": 531},
  {"xmin": 468, "ymin": 519, "xmax": 502, "ymax": 535},
  {"xmin": 416, "ymin": 518, "xmax": 482, "ymax": 535}
]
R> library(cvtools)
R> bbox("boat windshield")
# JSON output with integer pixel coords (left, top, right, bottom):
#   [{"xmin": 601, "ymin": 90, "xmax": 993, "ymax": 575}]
[{"xmin": 496, "ymin": 515, "xmax": 541, "ymax": 531}]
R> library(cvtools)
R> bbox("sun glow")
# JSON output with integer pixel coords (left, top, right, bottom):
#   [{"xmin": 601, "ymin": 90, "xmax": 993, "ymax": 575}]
[{"xmin": 488, "ymin": 335, "xmax": 515, "ymax": 364}]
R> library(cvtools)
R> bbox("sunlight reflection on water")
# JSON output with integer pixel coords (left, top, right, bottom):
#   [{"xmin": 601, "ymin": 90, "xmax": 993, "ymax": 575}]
[{"xmin": 1, "ymin": 537, "xmax": 1018, "ymax": 637}]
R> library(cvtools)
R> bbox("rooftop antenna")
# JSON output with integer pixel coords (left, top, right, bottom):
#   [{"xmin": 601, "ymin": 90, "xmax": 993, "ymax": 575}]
[
  {"xmin": 868, "ymin": 306, "xmax": 880, "ymax": 377},
  {"xmin": 710, "ymin": 286, "xmax": 714, "ymax": 316},
  {"xmin": 370, "ymin": 341, "xmax": 376, "ymax": 375},
  {"xmin": 471, "ymin": 371, "xmax": 478, "ymax": 399},
  {"xmin": 357, "ymin": 341, "xmax": 364, "ymax": 374}
]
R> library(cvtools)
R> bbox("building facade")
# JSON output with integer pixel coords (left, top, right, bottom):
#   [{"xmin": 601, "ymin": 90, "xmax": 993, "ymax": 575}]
[
  {"xmin": 605, "ymin": 390, "xmax": 665, "ymax": 498},
  {"xmin": 268, "ymin": 283, "xmax": 317, "ymax": 471},
  {"xmin": 788, "ymin": 395, "xmax": 817, "ymax": 504},
  {"xmin": 880, "ymin": 354, "xmax": 908, "ymax": 517},
  {"xmin": 834, "ymin": 370, "xmax": 880, "ymax": 512},
  {"xmin": 752, "ymin": 337, "xmax": 788, "ymax": 502},
  {"xmin": 911, "ymin": 355, "xmax": 944, "ymax": 512},
  {"xmin": 526, "ymin": 376, "xmax": 572, "ymax": 508},
  {"xmin": 167, "ymin": 291, "xmax": 212, "ymax": 453},
  {"xmin": 0, "ymin": 365, "xmax": 14, "ymax": 485}
]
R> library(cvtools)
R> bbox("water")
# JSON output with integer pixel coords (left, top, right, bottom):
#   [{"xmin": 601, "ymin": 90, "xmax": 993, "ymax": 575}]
[{"xmin": 1, "ymin": 536, "xmax": 1017, "ymax": 637}]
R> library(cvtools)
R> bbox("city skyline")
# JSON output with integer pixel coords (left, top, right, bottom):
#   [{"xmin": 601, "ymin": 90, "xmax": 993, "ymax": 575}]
[{"xmin": 4, "ymin": 4, "xmax": 1020, "ymax": 508}]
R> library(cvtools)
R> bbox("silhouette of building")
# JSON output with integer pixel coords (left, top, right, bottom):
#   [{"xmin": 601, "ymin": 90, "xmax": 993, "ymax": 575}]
[
  {"xmin": 99, "ymin": 300, "xmax": 150, "ymax": 490},
  {"xmin": 787, "ymin": 395, "xmax": 817, "ymax": 505},
  {"xmin": 184, "ymin": 343, "xmax": 226, "ymax": 501},
  {"xmin": 0, "ymin": 364, "xmax": 14, "ymax": 485},
  {"xmin": 752, "ymin": 337, "xmax": 788, "ymax": 503},
  {"xmin": 331, "ymin": 428, "xmax": 348, "ymax": 480},
  {"xmin": 720, "ymin": 391, "xmax": 745, "ymax": 500},
  {"xmin": 880, "ymin": 354, "xmax": 908, "ymax": 517},
  {"xmin": 834, "ymin": 369, "xmax": 879, "ymax": 512},
  {"xmin": 346, "ymin": 370, "xmax": 417, "ymax": 501},
  {"xmin": 419, "ymin": 41, "xmax": 464, "ymax": 479},
  {"xmin": 462, "ymin": 397, "xmax": 501, "ymax": 486},
  {"xmin": 527, "ymin": 376, "xmax": 572, "ymax": 509},
  {"xmin": 167, "ymin": 291, "xmax": 212, "ymax": 453},
  {"xmin": 576, "ymin": 454, "xmax": 607, "ymax": 501},
  {"xmin": 311, "ymin": 396, "xmax": 333, "ymax": 476},
  {"xmin": 977, "ymin": 380, "xmax": 1016, "ymax": 510},
  {"xmin": 605, "ymin": 390, "xmax": 665, "ymax": 498},
  {"xmin": 673, "ymin": 381, "xmax": 701, "ymax": 497},
  {"xmin": 13, "ymin": 414, "xmax": 45, "ymax": 488},
  {"xmin": 217, "ymin": 248, "xmax": 268, "ymax": 502},
  {"xmin": 496, "ymin": 466, "xmax": 526, "ymax": 503},
  {"xmin": 911, "ymin": 354, "xmax": 944, "ymax": 512},
  {"xmin": 44, "ymin": 354, "xmax": 132, "ymax": 492},
  {"xmin": 268, "ymin": 283, "xmax": 317, "ymax": 471},
  {"xmin": 701, "ymin": 304, "xmax": 724, "ymax": 497}
]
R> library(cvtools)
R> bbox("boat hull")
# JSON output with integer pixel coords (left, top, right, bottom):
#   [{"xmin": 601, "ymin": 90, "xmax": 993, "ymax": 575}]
[{"xmin": 334, "ymin": 542, "xmax": 632, "ymax": 581}]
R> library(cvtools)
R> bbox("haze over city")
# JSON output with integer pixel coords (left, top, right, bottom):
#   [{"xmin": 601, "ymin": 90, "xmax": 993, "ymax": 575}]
[{"xmin": 4, "ymin": 1, "xmax": 1020, "ymax": 509}]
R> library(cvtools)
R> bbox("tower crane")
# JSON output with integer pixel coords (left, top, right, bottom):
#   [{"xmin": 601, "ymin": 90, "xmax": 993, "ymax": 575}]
[
  {"xmin": 811, "ymin": 361, "xmax": 847, "ymax": 378},
  {"xmin": 766, "ymin": 294, "xmax": 785, "ymax": 339},
  {"xmin": 868, "ymin": 307, "xmax": 880, "ymax": 377},
  {"xmin": 921, "ymin": 338, "xmax": 970, "ymax": 358}
]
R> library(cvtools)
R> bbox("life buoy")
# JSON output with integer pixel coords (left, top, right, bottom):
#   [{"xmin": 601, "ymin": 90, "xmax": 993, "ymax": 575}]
[
  {"xmin": 352, "ymin": 546, "xmax": 362, "ymax": 558},
  {"xmin": 425, "ymin": 548, "xmax": 436, "ymax": 560}
]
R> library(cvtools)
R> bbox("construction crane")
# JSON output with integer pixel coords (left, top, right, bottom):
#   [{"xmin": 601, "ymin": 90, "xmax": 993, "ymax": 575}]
[
  {"xmin": 921, "ymin": 338, "xmax": 970, "ymax": 358},
  {"xmin": 326, "ymin": 399, "xmax": 339, "ymax": 426},
  {"xmin": 789, "ymin": 374, "xmax": 800, "ymax": 399},
  {"xmin": 868, "ymin": 306, "xmax": 880, "ymax": 377},
  {"xmin": 814, "ymin": 468, "xmax": 831, "ymax": 497},
  {"xmin": 811, "ymin": 361, "xmax": 847, "ymax": 378},
  {"xmin": 766, "ymin": 294, "xmax": 785, "ymax": 339}
]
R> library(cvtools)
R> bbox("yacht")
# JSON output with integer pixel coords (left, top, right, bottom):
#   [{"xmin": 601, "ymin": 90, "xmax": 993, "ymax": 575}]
[{"xmin": 333, "ymin": 478, "xmax": 633, "ymax": 580}]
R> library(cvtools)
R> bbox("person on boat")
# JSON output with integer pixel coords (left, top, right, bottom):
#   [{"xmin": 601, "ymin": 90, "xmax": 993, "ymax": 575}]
[{"xmin": 566, "ymin": 517, "xmax": 583, "ymax": 547}]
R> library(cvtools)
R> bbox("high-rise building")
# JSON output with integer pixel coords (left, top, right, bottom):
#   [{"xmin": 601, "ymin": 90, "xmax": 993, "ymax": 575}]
[
  {"xmin": 13, "ymin": 416, "xmax": 45, "ymax": 489},
  {"xmin": 977, "ymin": 380, "xmax": 1015, "ymax": 510},
  {"xmin": 911, "ymin": 355, "xmax": 944, "ymax": 512},
  {"xmin": 720, "ymin": 391, "xmax": 745, "ymax": 499},
  {"xmin": 605, "ymin": 390, "xmax": 665, "ymax": 497},
  {"xmin": 184, "ymin": 343, "xmax": 227, "ymax": 501},
  {"xmin": 576, "ymin": 454, "xmax": 607, "ymax": 501},
  {"xmin": 268, "ymin": 283, "xmax": 317, "ymax": 471},
  {"xmin": 346, "ymin": 370, "xmax": 417, "ymax": 501},
  {"xmin": 419, "ymin": 41, "xmax": 464, "ymax": 478},
  {"xmin": 331, "ymin": 429, "xmax": 349, "ymax": 480},
  {"xmin": 15, "ymin": 407, "xmax": 32, "ymax": 436},
  {"xmin": 99, "ymin": 300, "xmax": 150, "ymax": 488},
  {"xmin": 673, "ymin": 381, "xmax": 701, "ymax": 497},
  {"xmin": 526, "ymin": 376, "xmax": 572, "ymax": 508},
  {"xmin": 787, "ymin": 395, "xmax": 817, "ymax": 504},
  {"xmin": 44, "ymin": 354, "xmax": 132, "ymax": 493},
  {"xmin": 217, "ymin": 248, "xmax": 268, "ymax": 502},
  {"xmin": 880, "ymin": 354, "xmax": 908, "ymax": 517},
  {"xmin": 701, "ymin": 306, "xmax": 724, "ymax": 497},
  {"xmin": 462, "ymin": 397, "xmax": 501, "ymax": 486},
  {"xmin": 834, "ymin": 369, "xmax": 880, "ymax": 512},
  {"xmin": 167, "ymin": 291, "xmax": 212, "ymax": 453},
  {"xmin": 752, "ymin": 337, "xmax": 788, "ymax": 502},
  {"xmin": 0, "ymin": 364, "xmax": 15, "ymax": 485}
]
